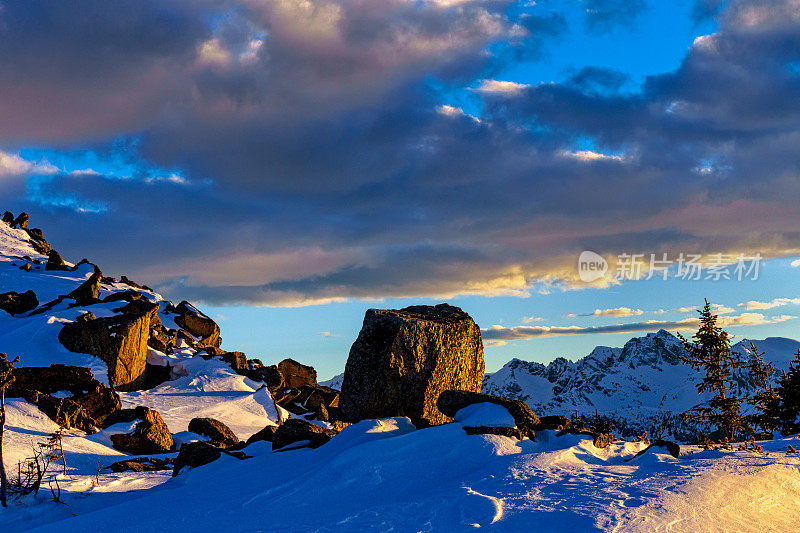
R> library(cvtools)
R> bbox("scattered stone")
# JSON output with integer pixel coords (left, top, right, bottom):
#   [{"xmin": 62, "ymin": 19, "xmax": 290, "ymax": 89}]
[
  {"xmin": 12, "ymin": 212, "xmax": 29, "ymax": 229},
  {"xmin": 339, "ymin": 304, "xmax": 485, "ymax": 427},
  {"xmin": 67, "ymin": 271, "xmax": 102, "ymax": 306},
  {"xmin": 278, "ymin": 358, "xmax": 317, "ymax": 388},
  {"xmin": 272, "ymin": 418, "xmax": 338, "ymax": 450},
  {"xmin": 626, "ymin": 439, "xmax": 680, "ymax": 461},
  {"xmin": 6, "ymin": 365, "xmax": 121, "ymax": 430},
  {"xmin": 59, "ymin": 304, "xmax": 158, "ymax": 390},
  {"xmin": 174, "ymin": 301, "xmax": 221, "ymax": 348},
  {"xmin": 109, "ymin": 457, "xmax": 174, "ymax": 473},
  {"xmin": 188, "ymin": 417, "xmax": 240, "ymax": 449},
  {"xmin": 119, "ymin": 275, "xmax": 142, "ymax": 289},
  {"xmin": 172, "ymin": 441, "xmax": 221, "ymax": 476},
  {"xmin": 25, "ymin": 228, "xmax": 51, "ymax": 254},
  {"xmin": 19, "ymin": 263, "xmax": 31, "ymax": 272},
  {"xmin": 247, "ymin": 363, "xmax": 283, "ymax": 390},
  {"xmin": 45, "ymin": 250, "xmax": 70, "ymax": 271},
  {"xmin": 0, "ymin": 290, "xmax": 38, "ymax": 315},
  {"xmin": 437, "ymin": 390, "xmax": 540, "ymax": 439},
  {"xmin": 109, "ymin": 406, "xmax": 174, "ymax": 454},
  {"xmin": 245, "ymin": 425, "xmax": 279, "ymax": 446}
]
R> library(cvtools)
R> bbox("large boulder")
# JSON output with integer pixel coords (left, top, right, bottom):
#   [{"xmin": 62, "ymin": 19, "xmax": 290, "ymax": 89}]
[
  {"xmin": 272, "ymin": 418, "xmax": 337, "ymax": 450},
  {"xmin": 12, "ymin": 212, "xmax": 29, "ymax": 229},
  {"xmin": 188, "ymin": 417, "xmax": 240, "ymax": 449},
  {"xmin": 172, "ymin": 441, "xmax": 222, "ymax": 476},
  {"xmin": 0, "ymin": 290, "xmax": 38, "ymax": 315},
  {"xmin": 7, "ymin": 365, "xmax": 121, "ymax": 431},
  {"xmin": 45, "ymin": 250, "xmax": 69, "ymax": 271},
  {"xmin": 67, "ymin": 271, "xmax": 102, "ymax": 306},
  {"xmin": 58, "ymin": 303, "xmax": 159, "ymax": 390},
  {"xmin": 278, "ymin": 358, "xmax": 317, "ymax": 388},
  {"xmin": 109, "ymin": 407, "xmax": 174, "ymax": 454},
  {"xmin": 338, "ymin": 304, "xmax": 484, "ymax": 427},
  {"xmin": 25, "ymin": 228, "xmax": 51, "ymax": 255},
  {"xmin": 174, "ymin": 301, "xmax": 221, "ymax": 348}
]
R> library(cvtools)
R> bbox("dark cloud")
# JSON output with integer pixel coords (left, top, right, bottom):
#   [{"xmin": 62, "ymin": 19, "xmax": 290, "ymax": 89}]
[{"xmin": 1, "ymin": 0, "xmax": 800, "ymax": 306}]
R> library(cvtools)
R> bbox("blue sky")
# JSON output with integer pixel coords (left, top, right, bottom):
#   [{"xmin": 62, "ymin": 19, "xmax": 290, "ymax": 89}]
[{"xmin": 1, "ymin": 0, "xmax": 799, "ymax": 379}]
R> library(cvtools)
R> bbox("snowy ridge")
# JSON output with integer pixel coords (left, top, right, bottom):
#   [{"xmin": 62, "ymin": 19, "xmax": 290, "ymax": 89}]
[{"xmin": 483, "ymin": 329, "xmax": 800, "ymax": 438}]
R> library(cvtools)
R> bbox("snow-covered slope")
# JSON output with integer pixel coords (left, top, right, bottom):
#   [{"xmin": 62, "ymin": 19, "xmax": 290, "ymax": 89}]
[{"xmin": 484, "ymin": 329, "xmax": 800, "ymax": 438}]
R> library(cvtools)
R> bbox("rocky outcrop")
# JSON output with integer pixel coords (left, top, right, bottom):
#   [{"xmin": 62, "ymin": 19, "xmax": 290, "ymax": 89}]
[
  {"xmin": 7, "ymin": 365, "xmax": 121, "ymax": 432},
  {"xmin": 339, "ymin": 304, "xmax": 484, "ymax": 427},
  {"xmin": 437, "ymin": 390, "xmax": 540, "ymax": 439},
  {"xmin": 108, "ymin": 407, "xmax": 174, "ymax": 454},
  {"xmin": 12, "ymin": 212, "xmax": 29, "ymax": 229},
  {"xmin": 109, "ymin": 457, "xmax": 174, "ymax": 473},
  {"xmin": 272, "ymin": 385, "xmax": 339, "ymax": 421},
  {"xmin": 188, "ymin": 417, "xmax": 240, "ymax": 449},
  {"xmin": 278, "ymin": 358, "xmax": 317, "ymax": 388},
  {"xmin": 172, "ymin": 441, "xmax": 221, "ymax": 476},
  {"xmin": 1, "ymin": 211, "xmax": 13, "ymax": 225},
  {"xmin": 272, "ymin": 418, "xmax": 337, "ymax": 450},
  {"xmin": 245, "ymin": 425, "xmax": 279, "ymax": 445},
  {"xmin": 173, "ymin": 301, "xmax": 221, "ymax": 348},
  {"xmin": 45, "ymin": 250, "xmax": 69, "ymax": 270},
  {"xmin": 0, "ymin": 290, "xmax": 38, "ymax": 315},
  {"xmin": 25, "ymin": 227, "xmax": 51, "ymax": 255},
  {"xmin": 67, "ymin": 271, "xmax": 102, "ymax": 306},
  {"xmin": 58, "ymin": 303, "xmax": 158, "ymax": 390}
]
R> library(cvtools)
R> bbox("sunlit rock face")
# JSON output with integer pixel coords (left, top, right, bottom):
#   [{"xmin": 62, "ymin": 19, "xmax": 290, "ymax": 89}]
[{"xmin": 339, "ymin": 303, "xmax": 485, "ymax": 427}]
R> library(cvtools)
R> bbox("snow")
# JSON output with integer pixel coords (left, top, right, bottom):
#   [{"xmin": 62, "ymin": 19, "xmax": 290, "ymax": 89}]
[{"xmin": 454, "ymin": 402, "xmax": 516, "ymax": 427}]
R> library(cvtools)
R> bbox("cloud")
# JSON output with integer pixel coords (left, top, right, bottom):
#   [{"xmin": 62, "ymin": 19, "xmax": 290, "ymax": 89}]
[
  {"xmin": 591, "ymin": 307, "xmax": 644, "ymax": 317},
  {"xmin": 482, "ymin": 313, "xmax": 797, "ymax": 341},
  {"xmin": 1, "ymin": 1, "xmax": 800, "ymax": 307},
  {"xmin": 473, "ymin": 79, "xmax": 530, "ymax": 95},
  {"xmin": 317, "ymin": 331, "xmax": 340, "ymax": 337},
  {"xmin": 739, "ymin": 297, "xmax": 800, "ymax": 310},
  {"xmin": 582, "ymin": 0, "xmax": 648, "ymax": 34},
  {"xmin": 522, "ymin": 315, "xmax": 544, "ymax": 323}
]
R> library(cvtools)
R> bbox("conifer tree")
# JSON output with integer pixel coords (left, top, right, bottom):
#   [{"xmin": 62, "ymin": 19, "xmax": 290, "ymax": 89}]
[
  {"xmin": 744, "ymin": 342, "xmax": 780, "ymax": 435},
  {"xmin": 773, "ymin": 349, "xmax": 800, "ymax": 435},
  {"xmin": 678, "ymin": 300, "xmax": 743, "ymax": 441}
]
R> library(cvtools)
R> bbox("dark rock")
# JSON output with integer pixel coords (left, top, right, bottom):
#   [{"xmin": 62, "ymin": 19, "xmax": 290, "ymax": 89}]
[
  {"xmin": 148, "ymin": 325, "xmax": 175, "ymax": 354},
  {"xmin": 45, "ymin": 250, "xmax": 70, "ymax": 271},
  {"xmin": 188, "ymin": 417, "xmax": 240, "ymax": 449},
  {"xmin": 172, "ymin": 441, "xmax": 221, "ymax": 476},
  {"xmin": 25, "ymin": 228, "xmax": 51, "ymax": 254},
  {"xmin": 109, "ymin": 407, "xmax": 174, "ymax": 454},
  {"xmin": 9, "ymin": 364, "xmax": 97, "ymax": 395},
  {"xmin": 247, "ymin": 364, "xmax": 283, "ymax": 390},
  {"xmin": 12, "ymin": 212, "xmax": 29, "ymax": 229},
  {"xmin": 174, "ymin": 301, "xmax": 220, "ymax": 348},
  {"xmin": 221, "ymin": 351, "xmax": 248, "ymax": 374},
  {"xmin": 109, "ymin": 457, "xmax": 174, "ymax": 473},
  {"xmin": 272, "ymin": 418, "xmax": 337, "ymax": 450},
  {"xmin": 339, "ymin": 304, "xmax": 484, "ymax": 427},
  {"xmin": 101, "ymin": 290, "xmax": 144, "ymax": 304},
  {"xmin": 278, "ymin": 359, "xmax": 317, "ymax": 388},
  {"xmin": 119, "ymin": 275, "xmax": 142, "ymax": 289},
  {"xmin": 20, "ymin": 390, "xmax": 98, "ymax": 433},
  {"xmin": 437, "ymin": 390, "xmax": 539, "ymax": 439},
  {"xmin": 67, "ymin": 271, "xmax": 102, "ymax": 306},
  {"xmin": 626, "ymin": 439, "xmax": 680, "ymax": 461},
  {"xmin": 19, "ymin": 263, "xmax": 31, "ymax": 272},
  {"xmin": 245, "ymin": 425, "xmax": 278, "ymax": 445},
  {"xmin": 141, "ymin": 363, "xmax": 172, "ymax": 390},
  {"xmin": 1, "ymin": 211, "xmax": 13, "ymax": 225},
  {"xmin": 0, "ymin": 290, "xmax": 38, "ymax": 315},
  {"xmin": 58, "ymin": 304, "xmax": 158, "ymax": 390},
  {"xmin": 535, "ymin": 415, "xmax": 570, "ymax": 430},
  {"xmin": 6, "ymin": 365, "xmax": 120, "ymax": 429},
  {"xmin": 556, "ymin": 428, "xmax": 613, "ymax": 449},
  {"xmin": 463, "ymin": 426, "xmax": 524, "ymax": 439}
]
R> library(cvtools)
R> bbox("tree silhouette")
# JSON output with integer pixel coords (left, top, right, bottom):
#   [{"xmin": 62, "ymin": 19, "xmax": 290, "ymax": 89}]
[{"xmin": 679, "ymin": 300, "xmax": 743, "ymax": 441}]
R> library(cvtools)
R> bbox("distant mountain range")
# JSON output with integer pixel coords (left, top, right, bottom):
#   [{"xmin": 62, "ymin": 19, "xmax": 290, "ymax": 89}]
[{"xmin": 483, "ymin": 329, "xmax": 800, "ymax": 439}]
